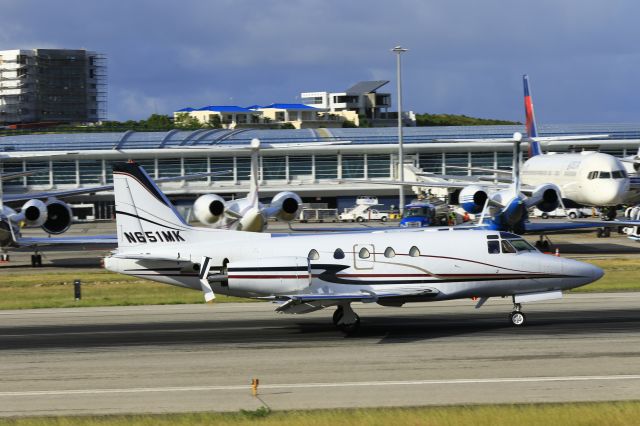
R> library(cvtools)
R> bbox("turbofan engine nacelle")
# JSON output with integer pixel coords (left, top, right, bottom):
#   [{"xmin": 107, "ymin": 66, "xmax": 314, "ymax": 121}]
[
  {"xmin": 459, "ymin": 185, "xmax": 489, "ymax": 214},
  {"xmin": 43, "ymin": 199, "xmax": 72, "ymax": 234},
  {"xmin": 270, "ymin": 191, "xmax": 302, "ymax": 222},
  {"xmin": 527, "ymin": 184, "xmax": 561, "ymax": 212},
  {"xmin": 193, "ymin": 194, "xmax": 226, "ymax": 225},
  {"xmin": 227, "ymin": 256, "xmax": 311, "ymax": 295},
  {"xmin": 20, "ymin": 199, "xmax": 48, "ymax": 227}
]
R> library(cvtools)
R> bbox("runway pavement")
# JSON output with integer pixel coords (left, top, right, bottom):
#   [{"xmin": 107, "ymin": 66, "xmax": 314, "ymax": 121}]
[{"xmin": 1, "ymin": 293, "xmax": 639, "ymax": 416}]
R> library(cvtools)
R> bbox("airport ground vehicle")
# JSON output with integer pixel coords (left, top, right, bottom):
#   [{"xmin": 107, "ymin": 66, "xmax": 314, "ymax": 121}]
[
  {"xmin": 533, "ymin": 207, "xmax": 593, "ymax": 219},
  {"xmin": 338, "ymin": 196, "xmax": 389, "ymax": 222},
  {"xmin": 399, "ymin": 200, "xmax": 449, "ymax": 227}
]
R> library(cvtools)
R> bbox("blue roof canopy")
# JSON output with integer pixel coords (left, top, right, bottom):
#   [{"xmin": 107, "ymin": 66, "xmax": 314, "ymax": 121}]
[
  {"xmin": 261, "ymin": 103, "xmax": 319, "ymax": 110},
  {"xmin": 196, "ymin": 105, "xmax": 254, "ymax": 112}
]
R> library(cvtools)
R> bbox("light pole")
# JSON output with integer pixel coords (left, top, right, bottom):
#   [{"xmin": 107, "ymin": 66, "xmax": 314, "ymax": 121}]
[{"xmin": 391, "ymin": 45, "xmax": 408, "ymax": 216}]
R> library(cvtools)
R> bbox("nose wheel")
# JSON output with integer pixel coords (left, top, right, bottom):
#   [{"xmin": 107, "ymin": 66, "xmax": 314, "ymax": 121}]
[
  {"xmin": 509, "ymin": 302, "xmax": 526, "ymax": 326},
  {"xmin": 332, "ymin": 304, "xmax": 361, "ymax": 334}
]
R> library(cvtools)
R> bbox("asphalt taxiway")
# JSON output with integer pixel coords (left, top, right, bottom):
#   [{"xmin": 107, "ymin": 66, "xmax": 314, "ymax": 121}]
[{"xmin": 1, "ymin": 293, "xmax": 639, "ymax": 416}]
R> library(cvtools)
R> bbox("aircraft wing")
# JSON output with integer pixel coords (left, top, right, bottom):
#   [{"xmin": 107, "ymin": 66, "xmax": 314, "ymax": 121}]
[
  {"xmin": 1, "ymin": 169, "xmax": 49, "ymax": 181},
  {"xmin": 2, "ymin": 170, "xmax": 230, "ymax": 203},
  {"xmin": 433, "ymin": 135, "xmax": 609, "ymax": 143},
  {"xmin": 274, "ymin": 286, "xmax": 439, "ymax": 314},
  {"xmin": 337, "ymin": 178, "xmax": 510, "ymax": 190},
  {"xmin": 16, "ymin": 235, "xmax": 118, "ymax": 247},
  {"xmin": 524, "ymin": 219, "xmax": 640, "ymax": 234},
  {"xmin": 441, "ymin": 165, "xmax": 513, "ymax": 175}
]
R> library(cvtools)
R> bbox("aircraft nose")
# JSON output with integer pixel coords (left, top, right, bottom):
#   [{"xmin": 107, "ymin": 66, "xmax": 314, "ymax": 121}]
[{"xmin": 562, "ymin": 258, "xmax": 603, "ymax": 288}]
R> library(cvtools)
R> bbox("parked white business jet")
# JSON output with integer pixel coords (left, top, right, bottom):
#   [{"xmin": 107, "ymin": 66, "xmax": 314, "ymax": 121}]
[
  {"xmin": 0, "ymin": 151, "xmax": 225, "ymax": 264},
  {"xmin": 191, "ymin": 139, "xmax": 302, "ymax": 232},
  {"xmin": 104, "ymin": 162, "xmax": 603, "ymax": 333}
]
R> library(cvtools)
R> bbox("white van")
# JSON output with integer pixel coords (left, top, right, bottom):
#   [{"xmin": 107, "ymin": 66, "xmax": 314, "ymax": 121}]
[{"xmin": 533, "ymin": 207, "xmax": 593, "ymax": 219}]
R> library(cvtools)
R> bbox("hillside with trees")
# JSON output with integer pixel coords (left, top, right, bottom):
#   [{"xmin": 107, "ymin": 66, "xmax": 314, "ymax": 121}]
[{"xmin": 415, "ymin": 113, "xmax": 520, "ymax": 126}]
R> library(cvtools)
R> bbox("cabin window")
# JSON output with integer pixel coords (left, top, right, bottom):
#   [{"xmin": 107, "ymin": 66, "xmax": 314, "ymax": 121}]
[
  {"xmin": 501, "ymin": 240, "xmax": 516, "ymax": 254},
  {"xmin": 333, "ymin": 248, "xmax": 345, "ymax": 259},
  {"xmin": 409, "ymin": 246, "xmax": 420, "ymax": 257},
  {"xmin": 487, "ymin": 241, "xmax": 500, "ymax": 254},
  {"xmin": 358, "ymin": 247, "xmax": 370, "ymax": 259},
  {"xmin": 384, "ymin": 247, "xmax": 396, "ymax": 258},
  {"xmin": 308, "ymin": 249, "xmax": 319, "ymax": 260}
]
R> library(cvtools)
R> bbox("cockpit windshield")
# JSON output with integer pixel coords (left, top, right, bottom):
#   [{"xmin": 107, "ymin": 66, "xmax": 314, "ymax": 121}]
[
  {"xmin": 487, "ymin": 234, "xmax": 538, "ymax": 254},
  {"xmin": 588, "ymin": 170, "xmax": 628, "ymax": 180},
  {"xmin": 508, "ymin": 239, "xmax": 537, "ymax": 252}
]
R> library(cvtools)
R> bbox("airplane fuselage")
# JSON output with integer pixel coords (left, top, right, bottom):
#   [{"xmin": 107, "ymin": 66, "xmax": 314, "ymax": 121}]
[
  {"xmin": 522, "ymin": 152, "xmax": 629, "ymax": 207},
  {"xmin": 105, "ymin": 229, "xmax": 600, "ymax": 303}
]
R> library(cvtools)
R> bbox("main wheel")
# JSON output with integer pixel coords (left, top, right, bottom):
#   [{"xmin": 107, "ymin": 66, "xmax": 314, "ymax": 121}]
[
  {"xmin": 339, "ymin": 314, "xmax": 361, "ymax": 335},
  {"xmin": 509, "ymin": 311, "xmax": 526, "ymax": 326},
  {"xmin": 332, "ymin": 306, "xmax": 344, "ymax": 326}
]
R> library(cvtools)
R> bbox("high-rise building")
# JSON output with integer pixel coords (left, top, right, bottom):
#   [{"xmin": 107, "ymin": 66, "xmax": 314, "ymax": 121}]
[{"xmin": 0, "ymin": 49, "xmax": 106, "ymax": 125}]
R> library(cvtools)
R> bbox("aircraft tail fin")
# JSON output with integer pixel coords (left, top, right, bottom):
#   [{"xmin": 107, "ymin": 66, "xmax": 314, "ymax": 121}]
[
  {"xmin": 112, "ymin": 162, "xmax": 193, "ymax": 248},
  {"xmin": 523, "ymin": 74, "xmax": 542, "ymax": 157}
]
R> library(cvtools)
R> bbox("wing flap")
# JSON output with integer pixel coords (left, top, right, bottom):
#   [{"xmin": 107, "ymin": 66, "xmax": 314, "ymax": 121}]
[{"xmin": 274, "ymin": 287, "xmax": 439, "ymax": 314}]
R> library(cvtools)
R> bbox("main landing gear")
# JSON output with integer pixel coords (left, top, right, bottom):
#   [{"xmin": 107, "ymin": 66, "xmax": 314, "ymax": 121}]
[
  {"xmin": 30, "ymin": 250, "xmax": 43, "ymax": 267},
  {"xmin": 509, "ymin": 300, "xmax": 526, "ymax": 327},
  {"xmin": 534, "ymin": 235, "xmax": 552, "ymax": 252},
  {"xmin": 332, "ymin": 304, "xmax": 361, "ymax": 334}
]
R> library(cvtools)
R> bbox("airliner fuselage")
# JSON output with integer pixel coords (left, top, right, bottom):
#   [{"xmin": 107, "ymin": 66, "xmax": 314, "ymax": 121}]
[{"xmin": 522, "ymin": 152, "xmax": 629, "ymax": 207}]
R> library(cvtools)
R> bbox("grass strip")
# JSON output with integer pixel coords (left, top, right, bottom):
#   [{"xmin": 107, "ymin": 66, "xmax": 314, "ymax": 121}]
[
  {"xmin": 0, "ymin": 257, "xmax": 637, "ymax": 310},
  {"xmin": 569, "ymin": 258, "xmax": 640, "ymax": 293},
  {"xmin": 0, "ymin": 271, "xmax": 248, "ymax": 310},
  {"xmin": 1, "ymin": 401, "xmax": 640, "ymax": 425}
]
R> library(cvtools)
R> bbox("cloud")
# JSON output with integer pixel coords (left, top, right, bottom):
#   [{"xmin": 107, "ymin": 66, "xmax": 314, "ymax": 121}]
[{"xmin": 1, "ymin": 0, "xmax": 640, "ymax": 122}]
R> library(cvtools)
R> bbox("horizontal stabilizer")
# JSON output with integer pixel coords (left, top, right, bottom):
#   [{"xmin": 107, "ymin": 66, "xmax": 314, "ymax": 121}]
[{"xmin": 111, "ymin": 252, "xmax": 188, "ymax": 262}]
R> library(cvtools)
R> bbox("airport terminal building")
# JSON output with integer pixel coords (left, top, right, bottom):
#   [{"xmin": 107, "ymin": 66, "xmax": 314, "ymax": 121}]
[{"xmin": 1, "ymin": 124, "xmax": 639, "ymax": 218}]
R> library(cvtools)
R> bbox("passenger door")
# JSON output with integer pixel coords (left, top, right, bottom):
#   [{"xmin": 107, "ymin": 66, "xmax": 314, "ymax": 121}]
[{"xmin": 353, "ymin": 244, "xmax": 375, "ymax": 270}]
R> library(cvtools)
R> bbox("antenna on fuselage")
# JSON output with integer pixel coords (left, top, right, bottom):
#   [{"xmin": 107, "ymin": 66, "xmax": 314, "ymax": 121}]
[{"xmin": 512, "ymin": 132, "xmax": 523, "ymax": 194}]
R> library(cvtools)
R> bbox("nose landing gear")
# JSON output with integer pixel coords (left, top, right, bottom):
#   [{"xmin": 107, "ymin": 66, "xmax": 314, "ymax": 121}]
[
  {"xmin": 509, "ymin": 302, "xmax": 526, "ymax": 326},
  {"xmin": 332, "ymin": 304, "xmax": 361, "ymax": 334}
]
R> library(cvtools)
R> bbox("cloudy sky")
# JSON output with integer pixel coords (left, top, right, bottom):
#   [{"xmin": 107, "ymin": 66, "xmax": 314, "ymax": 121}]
[{"xmin": 2, "ymin": 0, "xmax": 639, "ymax": 123}]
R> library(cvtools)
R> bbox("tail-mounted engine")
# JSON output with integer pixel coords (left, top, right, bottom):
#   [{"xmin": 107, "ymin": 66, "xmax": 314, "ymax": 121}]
[
  {"xmin": 270, "ymin": 191, "xmax": 302, "ymax": 222},
  {"xmin": 193, "ymin": 194, "xmax": 226, "ymax": 225},
  {"xmin": 42, "ymin": 198, "xmax": 72, "ymax": 234},
  {"xmin": 459, "ymin": 185, "xmax": 489, "ymax": 214},
  {"xmin": 19, "ymin": 199, "xmax": 48, "ymax": 227},
  {"xmin": 226, "ymin": 256, "xmax": 311, "ymax": 295},
  {"xmin": 526, "ymin": 184, "xmax": 561, "ymax": 212}
]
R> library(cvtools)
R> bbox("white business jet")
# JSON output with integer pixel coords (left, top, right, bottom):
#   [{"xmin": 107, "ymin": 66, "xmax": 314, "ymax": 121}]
[
  {"xmin": 191, "ymin": 138, "xmax": 302, "ymax": 232},
  {"xmin": 104, "ymin": 161, "xmax": 603, "ymax": 333},
  {"xmin": 0, "ymin": 151, "xmax": 225, "ymax": 264}
]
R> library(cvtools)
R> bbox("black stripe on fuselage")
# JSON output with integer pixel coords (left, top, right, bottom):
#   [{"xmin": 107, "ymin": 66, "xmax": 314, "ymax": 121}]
[{"xmin": 228, "ymin": 266, "xmax": 310, "ymax": 272}]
